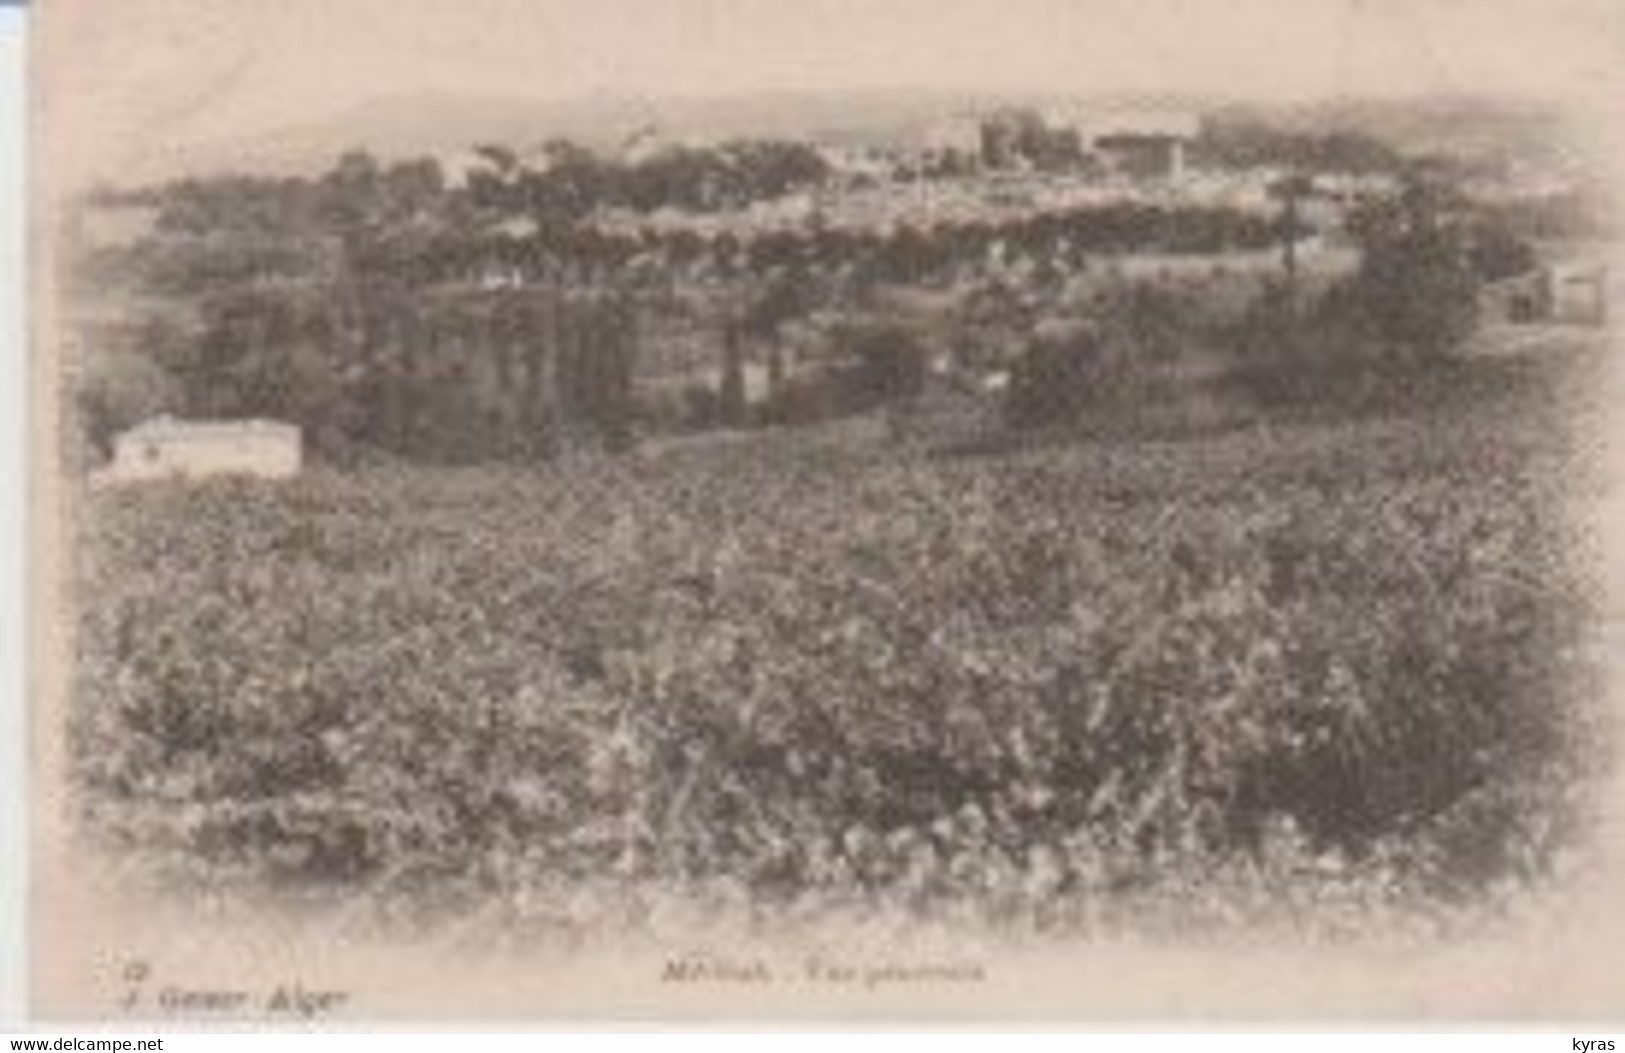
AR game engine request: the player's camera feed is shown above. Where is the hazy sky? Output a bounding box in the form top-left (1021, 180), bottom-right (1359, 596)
top-left (37, 0), bottom-right (1625, 180)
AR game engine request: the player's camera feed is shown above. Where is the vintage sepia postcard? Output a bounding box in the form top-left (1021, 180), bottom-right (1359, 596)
top-left (26, 0), bottom-right (1625, 1025)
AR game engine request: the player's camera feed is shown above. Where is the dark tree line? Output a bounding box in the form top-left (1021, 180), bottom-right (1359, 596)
top-left (75, 135), bottom-right (1540, 460)
top-left (1002, 172), bottom-right (1534, 430)
top-left (80, 279), bottom-right (642, 463)
top-left (1193, 120), bottom-right (1404, 175)
top-left (82, 153), bottom-right (1303, 310)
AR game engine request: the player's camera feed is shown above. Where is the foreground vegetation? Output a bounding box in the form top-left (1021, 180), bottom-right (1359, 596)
top-left (69, 347), bottom-right (1610, 943)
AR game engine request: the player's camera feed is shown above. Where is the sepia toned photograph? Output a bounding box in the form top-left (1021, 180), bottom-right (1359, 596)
top-left (27, 0), bottom-right (1625, 1024)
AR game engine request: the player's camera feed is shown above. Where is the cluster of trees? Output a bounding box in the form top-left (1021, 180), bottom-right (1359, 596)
top-left (1331, 181), bottom-right (1483, 358)
top-left (87, 179), bottom-right (1305, 322)
top-left (86, 147), bottom-right (1301, 305)
top-left (80, 281), bottom-right (642, 463)
top-left (137, 137), bottom-right (831, 245)
top-left (999, 174), bottom-right (1539, 431)
top-left (140, 155), bottom-right (451, 239)
top-left (979, 109), bottom-right (1086, 172)
top-left (1193, 120), bottom-right (1404, 175)
top-left (412, 203), bottom-right (1293, 296)
top-left (1002, 283), bottom-right (1219, 430)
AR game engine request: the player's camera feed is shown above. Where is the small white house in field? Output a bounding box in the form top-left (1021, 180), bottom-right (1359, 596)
top-left (95, 416), bottom-right (302, 485)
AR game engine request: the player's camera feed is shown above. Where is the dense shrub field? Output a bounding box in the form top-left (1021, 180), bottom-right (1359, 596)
top-left (69, 378), bottom-right (1609, 943)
